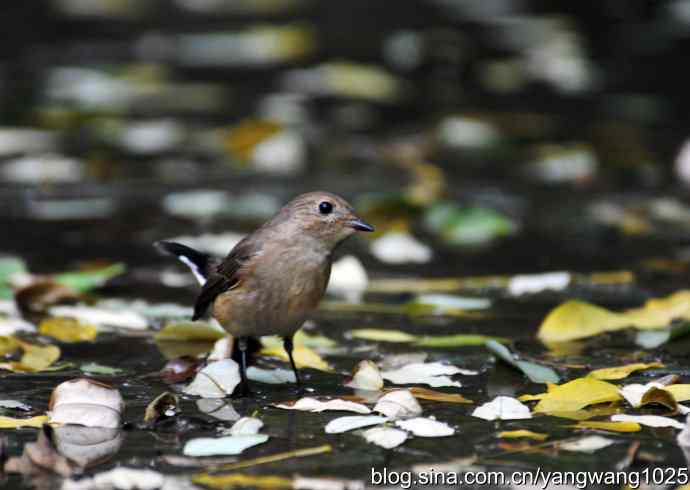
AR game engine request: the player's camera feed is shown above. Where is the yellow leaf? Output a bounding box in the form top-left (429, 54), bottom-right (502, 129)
top-left (0, 415), bottom-right (48, 429)
top-left (588, 362), bottom-right (664, 380)
top-left (573, 420), bottom-right (641, 432)
top-left (0, 340), bottom-right (61, 372)
top-left (498, 430), bottom-right (548, 441)
top-left (0, 336), bottom-right (19, 356)
top-left (518, 393), bottom-right (548, 402)
top-left (538, 301), bottom-right (632, 343)
top-left (193, 473), bottom-right (293, 489)
top-left (349, 328), bottom-right (416, 343)
top-left (543, 404), bottom-right (621, 421)
top-left (533, 378), bottom-right (622, 414)
top-left (260, 345), bottom-right (332, 372)
top-left (154, 321), bottom-right (226, 341)
top-left (408, 387), bottom-right (473, 404)
top-left (39, 317), bottom-right (97, 342)
top-left (539, 291), bottom-right (690, 343)
top-left (663, 384), bottom-right (690, 402)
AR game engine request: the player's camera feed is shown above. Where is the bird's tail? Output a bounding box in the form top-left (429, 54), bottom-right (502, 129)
top-left (154, 241), bottom-right (211, 286)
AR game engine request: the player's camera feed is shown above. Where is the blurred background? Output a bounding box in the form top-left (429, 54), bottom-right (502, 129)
top-left (2, 0), bottom-right (690, 283)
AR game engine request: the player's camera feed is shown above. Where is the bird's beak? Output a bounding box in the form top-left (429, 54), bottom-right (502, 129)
top-left (348, 217), bottom-right (375, 232)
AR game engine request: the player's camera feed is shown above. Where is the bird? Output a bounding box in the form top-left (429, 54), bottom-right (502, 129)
top-left (156, 191), bottom-right (374, 395)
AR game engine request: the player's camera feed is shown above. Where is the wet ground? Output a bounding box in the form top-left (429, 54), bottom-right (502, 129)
top-left (3, 1), bottom-right (690, 489)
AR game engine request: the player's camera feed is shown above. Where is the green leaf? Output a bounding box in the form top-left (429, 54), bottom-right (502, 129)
top-left (635, 320), bottom-right (690, 349)
top-left (53, 263), bottom-right (126, 293)
top-left (80, 362), bottom-right (123, 375)
top-left (486, 339), bottom-right (559, 383)
top-left (415, 334), bottom-right (508, 347)
top-left (424, 203), bottom-right (516, 247)
top-left (0, 257), bottom-right (26, 299)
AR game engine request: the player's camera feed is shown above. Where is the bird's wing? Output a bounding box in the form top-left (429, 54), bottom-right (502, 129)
top-left (192, 240), bottom-right (259, 321)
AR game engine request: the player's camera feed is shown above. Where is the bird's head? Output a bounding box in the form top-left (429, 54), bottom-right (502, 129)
top-left (281, 191), bottom-right (374, 249)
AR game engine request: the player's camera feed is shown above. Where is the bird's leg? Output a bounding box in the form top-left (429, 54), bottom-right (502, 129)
top-left (283, 335), bottom-right (301, 386)
top-left (236, 336), bottom-right (251, 396)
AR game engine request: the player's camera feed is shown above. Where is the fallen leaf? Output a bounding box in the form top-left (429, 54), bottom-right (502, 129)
top-left (345, 360), bottom-right (384, 391)
top-left (226, 417), bottom-right (263, 436)
top-left (408, 387), bottom-right (473, 404)
top-left (362, 426), bottom-right (408, 449)
top-left (49, 305), bottom-right (148, 330)
top-left (415, 334), bottom-right (507, 347)
top-left (80, 362), bottom-right (123, 376)
top-left (197, 399), bottom-right (240, 422)
top-left (53, 263), bottom-right (125, 293)
top-left (611, 414), bottom-right (685, 429)
top-left (15, 279), bottom-right (81, 313)
top-left (184, 434), bottom-right (269, 457)
top-left (48, 378), bottom-right (123, 429)
top-left (573, 421), bottom-right (641, 432)
top-left (508, 271), bottom-right (571, 296)
top-left (486, 340), bottom-right (559, 383)
top-left (194, 473), bottom-right (293, 489)
top-left (532, 378), bottom-right (622, 414)
top-left (370, 232), bottom-right (432, 264)
top-left (558, 435), bottom-right (615, 453)
top-left (275, 397), bottom-right (370, 414)
top-left (348, 329), bottom-right (416, 343)
top-left (0, 335), bottom-right (19, 356)
top-left (183, 359), bottom-right (241, 398)
top-left (539, 291), bottom-right (690, 343)
top-left (665, 384), bottom-right (690, 402)
top-left (374, 390), bottom-right (422, 419)
top-left (209, 444), bottom-right (332, 472)
top-left (63, 467), bottom-right (164, 490)
top-left (144, 392), bottom-right (178, 424)
top-left (160, 356), bottom-right (201, 383)
top-left (472, 396), bottom-right (532, 421)
top-left (381, 362), bottom-right (474, 388)
top-left (39, 317), bottom-right (97, 343)
top-left (0, 340), bottom-right (61, 372)
top-left (0, 400), bottom-right (31, 411)
top-left (247, 366), bottom-right (296, 384)
top-left (395, 417), bottom-right (454, 437)
top-left (588, 362), bottom-right (664, 380)
top-left (326, 255), bottom-right (368, 302)
top-left (154, 321), bottom-right (226, 341)
top-left (325, 415), bottom-right (389, 434)
top-left (412, 294), bottom-right (492, 313)
top-left (0, 415), bottom-right (48, 429)
top-left (497, 430), bottom-right (548, 441)
top-left (260, 344), bottom-right (332, 372)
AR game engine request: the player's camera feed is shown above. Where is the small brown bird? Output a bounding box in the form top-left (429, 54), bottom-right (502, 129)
top-left (156, 191), bottom-right (374, 394)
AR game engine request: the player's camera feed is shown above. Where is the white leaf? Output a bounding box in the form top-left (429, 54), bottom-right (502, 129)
top-left (293, 476), bottom-right (366, 490)
top-left (247, 366), bottom-right (296, 384)
top-left (345, 360), bottom-right (384, 391)
top-left (0, 400), bottom-right (30, 411)
top-left (471, 396), bottom-right (532, 421)
top-left (49, 305), bottom-right (148, 330)
top-left (324, 415), bottom-right (388, 434)
top-left (275, 397), bottom-right (371, 414)
top-left (379, 352), bottom-right (428, 370)
top-left (508, 271), bottom-right (571, 296)
top-left (183, 434), bottom-right (269, 456)
top-left (61, 467), bottom-right (165, 490)
top-left (619, 381), bottom-right (665, 408)
top-left (559, 435), bottom-right (615, 453)
top-left (611, 414), bottom-right (685, 429)
top-left (362, 426), bottom-right (408, 449)
top-left (183, 359), bottom-right (241, 398)
top-left (327, 256), bottom-right (368, 303)
top-left (395, 417), bottom-right (454, 437)
top-left (381, 362), bottom-right (472, 388)
top-left (373, 390), bottom-right (422, 419)
top-left (415, 294), bottom-right (491, 311)
top-left (196, 398), bottom-right (240, 421)
top-left (48, 379), bottom-right (124, 429)
top-left (207, 337), bottom-right (233, 362)
top-left (370, 232), bottom-right (432, 264)
top-left (52, 425), bottom-right (124, 468)
top-left (0, 316), bottom-right (35, 336)
top-left (227, 417), bottom-right (263, 436)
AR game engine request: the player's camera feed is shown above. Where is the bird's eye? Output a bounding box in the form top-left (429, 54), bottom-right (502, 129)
top-left (319, 201), bottom-right (333, 215)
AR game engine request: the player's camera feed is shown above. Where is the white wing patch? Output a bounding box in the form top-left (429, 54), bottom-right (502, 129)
top-left (179, 255), bottom-right (207, 286)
